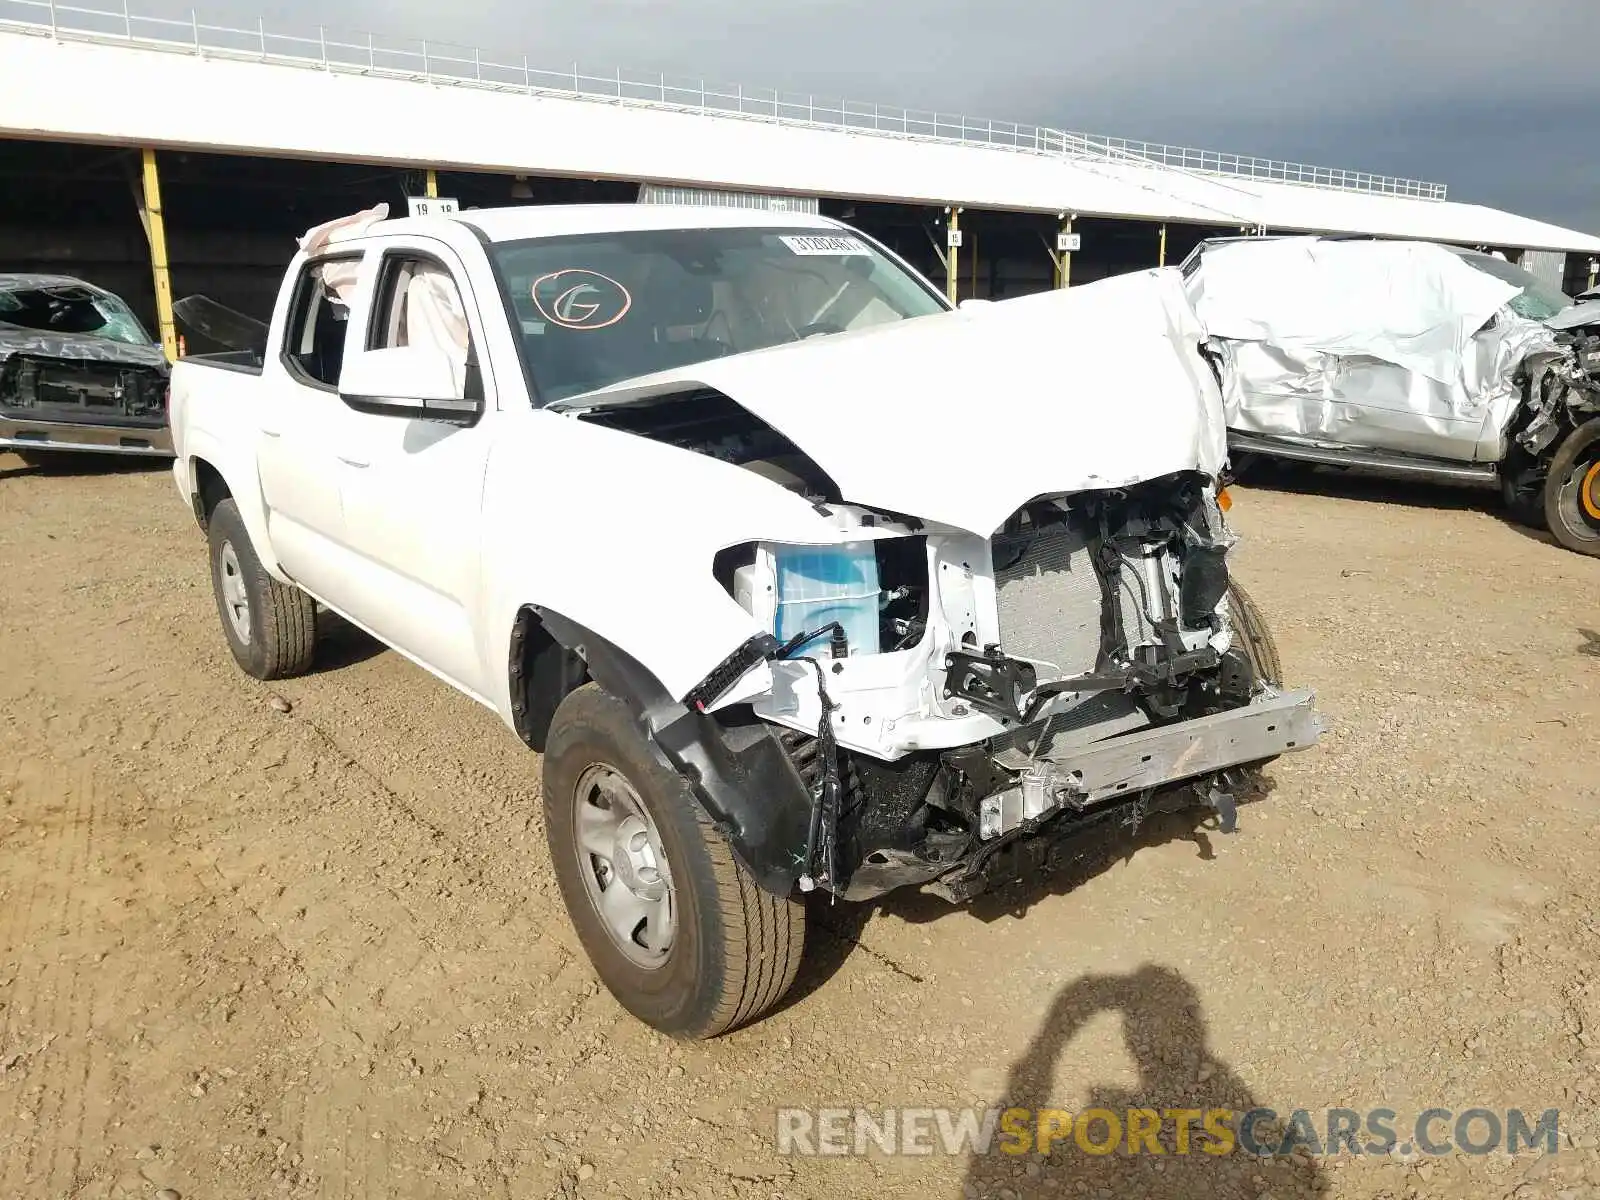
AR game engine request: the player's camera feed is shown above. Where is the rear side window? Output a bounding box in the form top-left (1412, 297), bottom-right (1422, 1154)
top-left (281, 256), bottom-right (360, 389)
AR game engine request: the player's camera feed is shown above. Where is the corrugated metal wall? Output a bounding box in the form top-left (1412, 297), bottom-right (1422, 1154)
top-left (1522, 248), bottom-right (1567, 291)
top-left (637, 184), bottom-right (819, 214)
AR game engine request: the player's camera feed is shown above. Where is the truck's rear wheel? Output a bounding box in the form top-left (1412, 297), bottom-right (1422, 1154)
top-left (543, 684), bottom-right (805, 1038)
top-left (1543, 417), bottom-right (1600, 558)
top-left (207, 498), bottom-right (317, 679)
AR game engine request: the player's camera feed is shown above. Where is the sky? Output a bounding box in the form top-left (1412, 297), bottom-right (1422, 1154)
top-left (163, 0), bottom-right (1600, 235)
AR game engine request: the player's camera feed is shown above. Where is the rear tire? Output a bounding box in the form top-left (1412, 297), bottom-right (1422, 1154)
top-left (206, 498), bottom-right (317, 679)
top-left (1543, 418), bottom-right (1600, 558)
top-left (544, 683), bottom-right (805, 1038)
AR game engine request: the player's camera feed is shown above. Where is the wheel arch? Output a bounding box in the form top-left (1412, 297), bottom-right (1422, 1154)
top-left (513, 605), bottom-right (813, 896)
top-left (179, 444), bottom-right (284, 579)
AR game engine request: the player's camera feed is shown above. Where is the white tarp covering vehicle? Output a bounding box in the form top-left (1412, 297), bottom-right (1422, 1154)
top-left (167, 204), bottom-right (1322, 1036)
top-left (1183, 236), bottom-right (1600, 556)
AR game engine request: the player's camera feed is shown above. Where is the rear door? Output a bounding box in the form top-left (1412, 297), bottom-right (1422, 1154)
top-left (326, 238), bottom-right (498, 700)
top-left (257, 254), bottom-right (362, 596)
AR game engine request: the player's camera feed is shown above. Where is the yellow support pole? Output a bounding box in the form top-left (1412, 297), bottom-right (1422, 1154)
top-left (1058, 216), bottom-right (1074, 289)
top-left (140, 149), bottom-right (178, 362)
top-left (425, 168), bottom-right (439, 199)
top-left (1590, 257), bottom-right (1598, 292)
top-left (1158, 223), bottom-right (1168, 267)
top-left (945, 207), bottom-right (961, 306)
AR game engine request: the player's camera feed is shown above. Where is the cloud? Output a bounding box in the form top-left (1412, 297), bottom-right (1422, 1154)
top-left (164, 0), bottom-right (1600, 232)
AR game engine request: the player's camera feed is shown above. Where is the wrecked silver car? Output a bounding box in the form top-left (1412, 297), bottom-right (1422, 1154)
top-left (1182, 236), bottom-right (1600, 556)
top-left (0, 274), bottom-right (172, 461)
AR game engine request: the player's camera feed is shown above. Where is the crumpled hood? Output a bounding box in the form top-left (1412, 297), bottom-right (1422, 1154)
top-left (0, 325), bottom-right (169, 371)
top-left (559, 268), bottom-right (1226, 535)
top-left (1546, 303), bottom-right (1600, 333)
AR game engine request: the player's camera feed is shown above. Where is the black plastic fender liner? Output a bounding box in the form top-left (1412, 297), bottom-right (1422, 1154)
top-left (508, 608), bottom-right (591, 752)
top-left (532, 609), bottom-right (813, 896)
top-left (650, 707), bottom-right (815, 896)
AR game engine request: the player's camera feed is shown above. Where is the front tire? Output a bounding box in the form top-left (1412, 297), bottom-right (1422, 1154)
top-left (1499, 444), bottom-right (1547, 529)
top-left (1543, 417), bottom-right (1600, 558)
top-left (206, 498), bottom-right (317, 679)
top-left (544, 684), bottom-right (805, 1038)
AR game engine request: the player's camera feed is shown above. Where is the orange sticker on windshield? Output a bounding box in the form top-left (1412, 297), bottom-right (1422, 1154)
top-left (531, 269), bottom-right (632, 330)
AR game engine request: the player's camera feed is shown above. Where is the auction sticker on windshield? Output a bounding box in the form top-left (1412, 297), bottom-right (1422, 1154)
top-left (780, 234), bottom-right (871, 256)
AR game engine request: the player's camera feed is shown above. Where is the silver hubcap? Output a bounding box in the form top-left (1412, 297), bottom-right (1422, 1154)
top-left (218, 541), bottom-right (252, 644)
top-left (573, 764), bottom-right (675, 967)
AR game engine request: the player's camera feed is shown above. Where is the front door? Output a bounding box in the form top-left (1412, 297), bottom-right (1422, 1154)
top-left (328, 241), bottom-right (496, 700)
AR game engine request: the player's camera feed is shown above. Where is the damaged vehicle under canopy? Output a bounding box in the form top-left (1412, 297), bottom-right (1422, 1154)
top-left (168, 205), bottom-right (1324, 1036)
top-left (0, 274), bottom-right (172, 460)
top-left (1182, 236), bottom-right (1600, 556)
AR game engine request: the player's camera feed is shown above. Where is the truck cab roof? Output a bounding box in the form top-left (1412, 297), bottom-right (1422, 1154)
top-left (367, 203), bottom-right (849, 245)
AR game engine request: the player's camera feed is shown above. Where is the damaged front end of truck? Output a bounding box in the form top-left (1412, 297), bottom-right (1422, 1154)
top-left (543, 270), bottom-right (1325, 905)
top-left (680, 473), bottom-right (1317, 904)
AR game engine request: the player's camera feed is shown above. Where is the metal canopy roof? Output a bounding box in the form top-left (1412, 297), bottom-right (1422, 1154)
top-left (1, 5), bottom-right (1596, 255)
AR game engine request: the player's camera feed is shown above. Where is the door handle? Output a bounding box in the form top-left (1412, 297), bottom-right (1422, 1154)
top-left (337, 455), bottom-right (369, 469)
top-left (261, 428), bottom-right (282, 438)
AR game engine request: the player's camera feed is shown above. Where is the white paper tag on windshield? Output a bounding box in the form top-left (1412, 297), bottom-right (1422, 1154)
top-left (779, 234), bottom-right (871, 256)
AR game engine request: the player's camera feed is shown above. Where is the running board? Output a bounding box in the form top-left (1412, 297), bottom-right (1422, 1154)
top-left (1230, 432), bottom-right (1498, 484)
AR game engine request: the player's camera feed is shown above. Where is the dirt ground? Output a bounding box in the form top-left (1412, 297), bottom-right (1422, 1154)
top-left (3, 450), bottom-right (1600, 1200)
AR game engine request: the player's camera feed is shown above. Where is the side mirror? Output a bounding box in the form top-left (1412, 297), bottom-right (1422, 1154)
top-left (339, 346), bottom-right (479, 425)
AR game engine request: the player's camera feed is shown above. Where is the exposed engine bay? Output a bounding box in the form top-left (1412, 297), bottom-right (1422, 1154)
top-left (1513, 327), bottom-right (1600, 460)
top-left (718, 475), bottom-right (1314, 903)
top-left (575, 386), bottom-right (1319, 902)
top-left (0, 353), bottom-right (168, 424)
top-left (0, 274), bottom-right (172, 455)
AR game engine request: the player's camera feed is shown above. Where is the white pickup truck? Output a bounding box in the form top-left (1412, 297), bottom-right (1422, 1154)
top-left (168, 204), bottom-right (1323, 1037)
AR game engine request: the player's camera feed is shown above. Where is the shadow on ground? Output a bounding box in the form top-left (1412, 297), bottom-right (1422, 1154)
top-left (1236, 458), bottom-right (1504, 518)
top-left (0, 451), bottom-right (171, 482)
top-left (960, 964), bottom-right (1330, 1198)
top-left (307, 608), bottom-right (390, 673)
top-left (783, 773), bottom-right (1278, 1014)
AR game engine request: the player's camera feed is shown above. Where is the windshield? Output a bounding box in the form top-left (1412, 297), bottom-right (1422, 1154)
top-left (0, 283), bottom-right (153, 346)
top-left (1451, 250), bottom-right (1573, 322)
top-left (489, 226), bottom-right (946, 404)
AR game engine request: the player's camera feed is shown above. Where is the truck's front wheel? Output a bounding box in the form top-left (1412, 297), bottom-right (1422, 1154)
top-left (1226, 579), bottom-right (1283, 687)
top-left (543, 684), bottom-right (805, 1038)
top-left (207, 498), bottom-right (317, 679)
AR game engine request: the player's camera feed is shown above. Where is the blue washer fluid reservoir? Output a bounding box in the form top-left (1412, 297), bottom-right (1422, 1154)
top-left (772, 543), bottom-right (881, 657)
